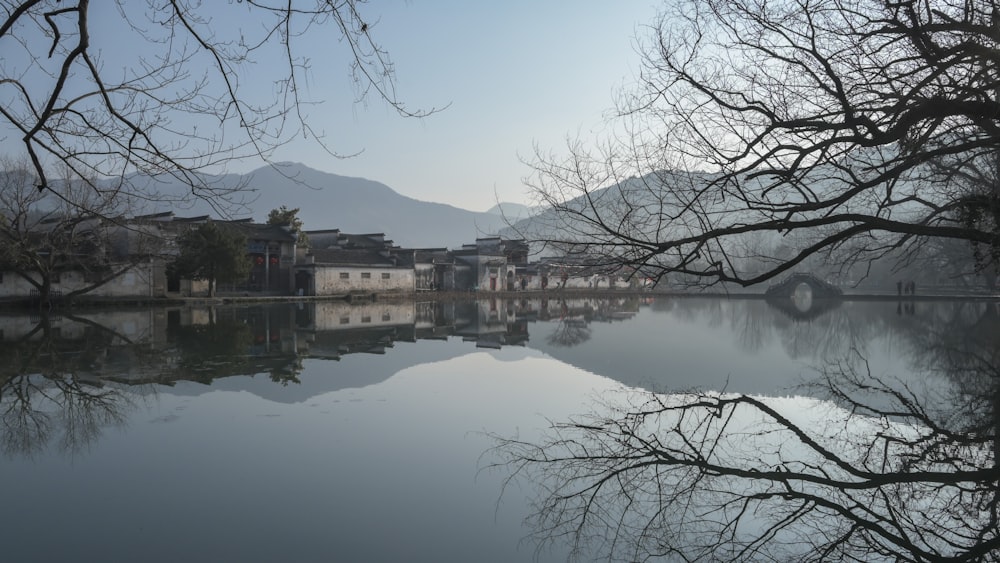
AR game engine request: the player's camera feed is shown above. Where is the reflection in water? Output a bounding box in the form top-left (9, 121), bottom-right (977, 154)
top-left (0, 314), bottom-right (141, 458)
top-left (1, 372), bottom-right (134, 459)
top-left (3, 296), bottom-right (998, 561)
top-left (0, 297), bottom-right (984, 461)
top-left (791, 281), bottom-right (813, 312)
top-left (546, 318), bottom-right (591, 347)
top-left (0, 298), bottom-right (637, 458)
top-left (493, 301), bottom-right (1000, 561)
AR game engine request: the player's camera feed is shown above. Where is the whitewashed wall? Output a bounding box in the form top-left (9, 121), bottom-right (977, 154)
top-left (0, 263), bottom-right (156, 299)
top-left (312, 265), bottom-right (414, 295)
top-left (0, 271), bottom-right (43, 298)
top-left (473, 261), bottom-right (515, 291)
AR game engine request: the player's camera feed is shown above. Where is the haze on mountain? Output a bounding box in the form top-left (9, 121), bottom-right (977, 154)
top-left (485, 201), bottom-right (535, 220)
top-left (131, 162), bottom-right (522, 249)
top-left (502, 160), bottom-right (982, 288)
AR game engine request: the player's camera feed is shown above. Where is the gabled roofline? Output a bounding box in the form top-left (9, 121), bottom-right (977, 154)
top-left (134, 211), bottom-right (174, 220)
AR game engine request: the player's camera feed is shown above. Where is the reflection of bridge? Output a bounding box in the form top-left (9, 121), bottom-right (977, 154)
top-left (765, 294), bottom-right (842, 321)
top-left (764, 273), bottom-right (843, 320)
top-left (764, 273), bottom-right (843, 299)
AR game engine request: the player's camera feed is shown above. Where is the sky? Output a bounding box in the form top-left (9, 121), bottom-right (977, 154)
top-left (1, 1), bottom-right (659, 213)
top-left (231, 1), bottom-right (661, 212)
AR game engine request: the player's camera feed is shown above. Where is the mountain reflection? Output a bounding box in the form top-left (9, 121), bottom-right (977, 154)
top-left (492, 300), bottom-right (1000, 562)
top-left (0, 298), bottom-right (637, 456)
top-left (1, 294), bottom-right (995, 485)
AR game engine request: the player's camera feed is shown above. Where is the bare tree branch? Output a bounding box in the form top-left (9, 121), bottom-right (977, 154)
top-left (0, 0), bottom-right (442, 215)
top-left (521, 0), bottom-right (1000, 289)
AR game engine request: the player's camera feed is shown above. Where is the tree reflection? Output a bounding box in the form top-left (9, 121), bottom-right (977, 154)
top-left (0, 306), bottom-right (305, 458)
top-left (166, 306), bottom-right (304, 384)
top-left (493, 303), bottom-right (1000, 562)
top-left (546, 319), bottom-right (592, 348)
top-left (0, 315), bottom-right (137, 458)
top-left (169, 313), bottom-right (254, 383)
top-left (1, 372), bottom-right (133, 459)
top-left (543, 298), bottom-right (641, 348)
top-left (268, 359), bottom-right (304, 386)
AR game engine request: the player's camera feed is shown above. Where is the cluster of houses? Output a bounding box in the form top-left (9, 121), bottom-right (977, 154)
top-left (0, 212), bottom-right (649, 301)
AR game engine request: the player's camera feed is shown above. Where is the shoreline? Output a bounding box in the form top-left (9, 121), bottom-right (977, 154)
top-left (1, 287), bottom-right (997, 311)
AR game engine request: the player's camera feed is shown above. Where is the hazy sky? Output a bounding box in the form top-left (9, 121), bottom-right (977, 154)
top-left (2, 1), bottom-right (659, 213)
top-left (246, 1), bottom-right (660, 211)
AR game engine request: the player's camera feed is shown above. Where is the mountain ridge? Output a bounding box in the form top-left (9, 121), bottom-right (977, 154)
top-left (129, 162), bottom-right (515, 248)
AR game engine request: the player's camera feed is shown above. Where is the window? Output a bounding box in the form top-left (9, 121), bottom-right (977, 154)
top-left (381, 272), bottom-right (391, 280)
top-left (339, 317), bottom-right (350, 324)
top-left (361, 316), bottom-right (371, 323)
top-left (339, 272), bottom-right (349, 279)
top-left (361, 272), bottom-right (371, 279)
top-left (381, 313), bottom-right (391, 322)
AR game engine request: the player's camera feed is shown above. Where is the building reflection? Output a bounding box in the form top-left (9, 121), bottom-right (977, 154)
top-left (3, 296), bottom-right (988, 396)
top-left (6, 296), bottom-right (983, 468)
top-left (0, 297), bottom-right (640, 457)
top-left (0, 297), bottom-right (640, 389)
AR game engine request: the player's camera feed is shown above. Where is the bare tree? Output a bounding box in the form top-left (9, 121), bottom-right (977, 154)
top-left (523, 0), bottom-right (1000, 288)
top-left (0, 1), bottom-right (438, 213)
top-left (0, 157), bottom-right (166, 307)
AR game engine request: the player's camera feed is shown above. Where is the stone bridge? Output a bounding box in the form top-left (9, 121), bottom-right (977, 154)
top-left (764, 273), bottom-right (843, 299)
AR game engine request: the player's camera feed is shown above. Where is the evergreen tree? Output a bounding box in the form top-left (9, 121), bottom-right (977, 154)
top-left (171, 223), bottom-right (250, 297)
top-left (267, 206), bottom-right (309, 247)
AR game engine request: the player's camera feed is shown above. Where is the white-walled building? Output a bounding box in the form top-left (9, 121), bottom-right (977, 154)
top-left (450, 237), bottom-right (529, 292)
top-left (0, 261), bottom-right (160, 300)
top-left (296, 248), bottom-right (414, 295)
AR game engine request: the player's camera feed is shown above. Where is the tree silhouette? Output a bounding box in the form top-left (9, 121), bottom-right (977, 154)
top-left (1, 1), bottom-right (440, 214)
top-left (0, 159), bottom-right (162, 308)
top-left (524, 0), bottom-right (1000, 288)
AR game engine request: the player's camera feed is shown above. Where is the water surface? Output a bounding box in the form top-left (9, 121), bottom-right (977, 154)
top-left (1, 296), bottom-right (992, 561)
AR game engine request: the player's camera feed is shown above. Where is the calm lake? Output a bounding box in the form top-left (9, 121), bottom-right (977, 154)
top-left (2, 296), bottom-right (996, 562)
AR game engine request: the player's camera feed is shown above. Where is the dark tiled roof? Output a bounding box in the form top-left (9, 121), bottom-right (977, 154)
top-left (228, 222), bottom-right (297, 242)
top-left (414, 249), bottom-right (452, 264)
top-left (134, 211), bottom-right (174, 220)
top-left (337, 233), bottom-right (387, 248)
top-left (309, 248), bottom-right (397, 267)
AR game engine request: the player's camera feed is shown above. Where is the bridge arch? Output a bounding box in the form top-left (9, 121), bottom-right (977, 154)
top-left (764, 273), bottom-right (843, 299)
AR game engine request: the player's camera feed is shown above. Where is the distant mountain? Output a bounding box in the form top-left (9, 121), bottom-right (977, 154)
top-left (485, 201), bottom-right (534, 220)
top-left (499, 171), bottom-right (688, 255)
top-left (128, 163), bottom-right (511, 249)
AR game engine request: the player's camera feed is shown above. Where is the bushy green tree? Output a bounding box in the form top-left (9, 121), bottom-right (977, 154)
top-left (267, 206), bottom-right (309, 247)
top-left (171, 223), bottom-right (250, 297)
